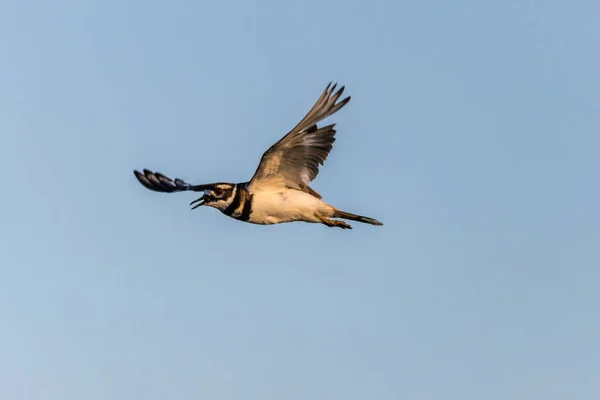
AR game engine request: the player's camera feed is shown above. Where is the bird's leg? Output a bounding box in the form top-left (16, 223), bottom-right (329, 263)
top-left (315, 214), bottom-right (352, 229)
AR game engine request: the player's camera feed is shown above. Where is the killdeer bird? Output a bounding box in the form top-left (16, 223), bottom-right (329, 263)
top-left (134, 83), bottom-right (383, 229)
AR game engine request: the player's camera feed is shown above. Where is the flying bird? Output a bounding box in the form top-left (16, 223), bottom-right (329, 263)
top-left (134, 83), bottom-right (383, 229)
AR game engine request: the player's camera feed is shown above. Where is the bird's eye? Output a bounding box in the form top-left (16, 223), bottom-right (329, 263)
top-left (214, 188), bottom-right (223, 196)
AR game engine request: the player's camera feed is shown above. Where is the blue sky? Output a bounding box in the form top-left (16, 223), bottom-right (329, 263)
top-left (1, 1), bottom-right (599, 399)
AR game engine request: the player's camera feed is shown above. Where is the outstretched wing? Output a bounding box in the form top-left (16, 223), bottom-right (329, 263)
top-left (133, 169), bottom-right (213, 193)
top-left (247, 83), bottom-right (350, 196)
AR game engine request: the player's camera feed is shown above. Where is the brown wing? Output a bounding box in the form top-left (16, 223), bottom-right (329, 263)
top-left (246, 83), bottom-right (350, 196)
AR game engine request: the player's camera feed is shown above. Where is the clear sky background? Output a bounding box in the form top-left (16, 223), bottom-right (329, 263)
top-left (1, 1), bottom-right (599, 399)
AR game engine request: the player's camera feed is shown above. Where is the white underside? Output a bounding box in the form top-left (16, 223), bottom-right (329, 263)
top-left (249, 188), bottom-right (335, 225)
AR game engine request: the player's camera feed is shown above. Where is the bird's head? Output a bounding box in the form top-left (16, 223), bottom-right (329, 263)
top-left (190, 183), bottom-right (237, 212)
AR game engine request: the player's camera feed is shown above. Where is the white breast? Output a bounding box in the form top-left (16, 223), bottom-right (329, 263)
top-left (249, 188), bottom-right (334, 225)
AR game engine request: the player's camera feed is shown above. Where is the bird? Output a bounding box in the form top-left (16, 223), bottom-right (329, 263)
top-left (133, 82), bottom-right (383, 229)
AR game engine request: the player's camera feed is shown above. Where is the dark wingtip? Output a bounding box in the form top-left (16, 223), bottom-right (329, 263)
top-left (133, 169), bottom-right (144, 184)
top-left (339, 95), bottom-right (351, 107)
top-left (134, 169), bottom-right (159, 191)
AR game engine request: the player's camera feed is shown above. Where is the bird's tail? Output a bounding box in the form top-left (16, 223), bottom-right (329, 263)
top-left (333, 210), bottom-right (383, 226)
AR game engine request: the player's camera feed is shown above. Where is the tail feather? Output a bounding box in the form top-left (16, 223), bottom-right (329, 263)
top-left (333, 210), bottom-right (383, 226)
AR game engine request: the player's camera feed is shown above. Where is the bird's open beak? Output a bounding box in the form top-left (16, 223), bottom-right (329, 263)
top-left (190, 193), bottom-right (208, 210)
